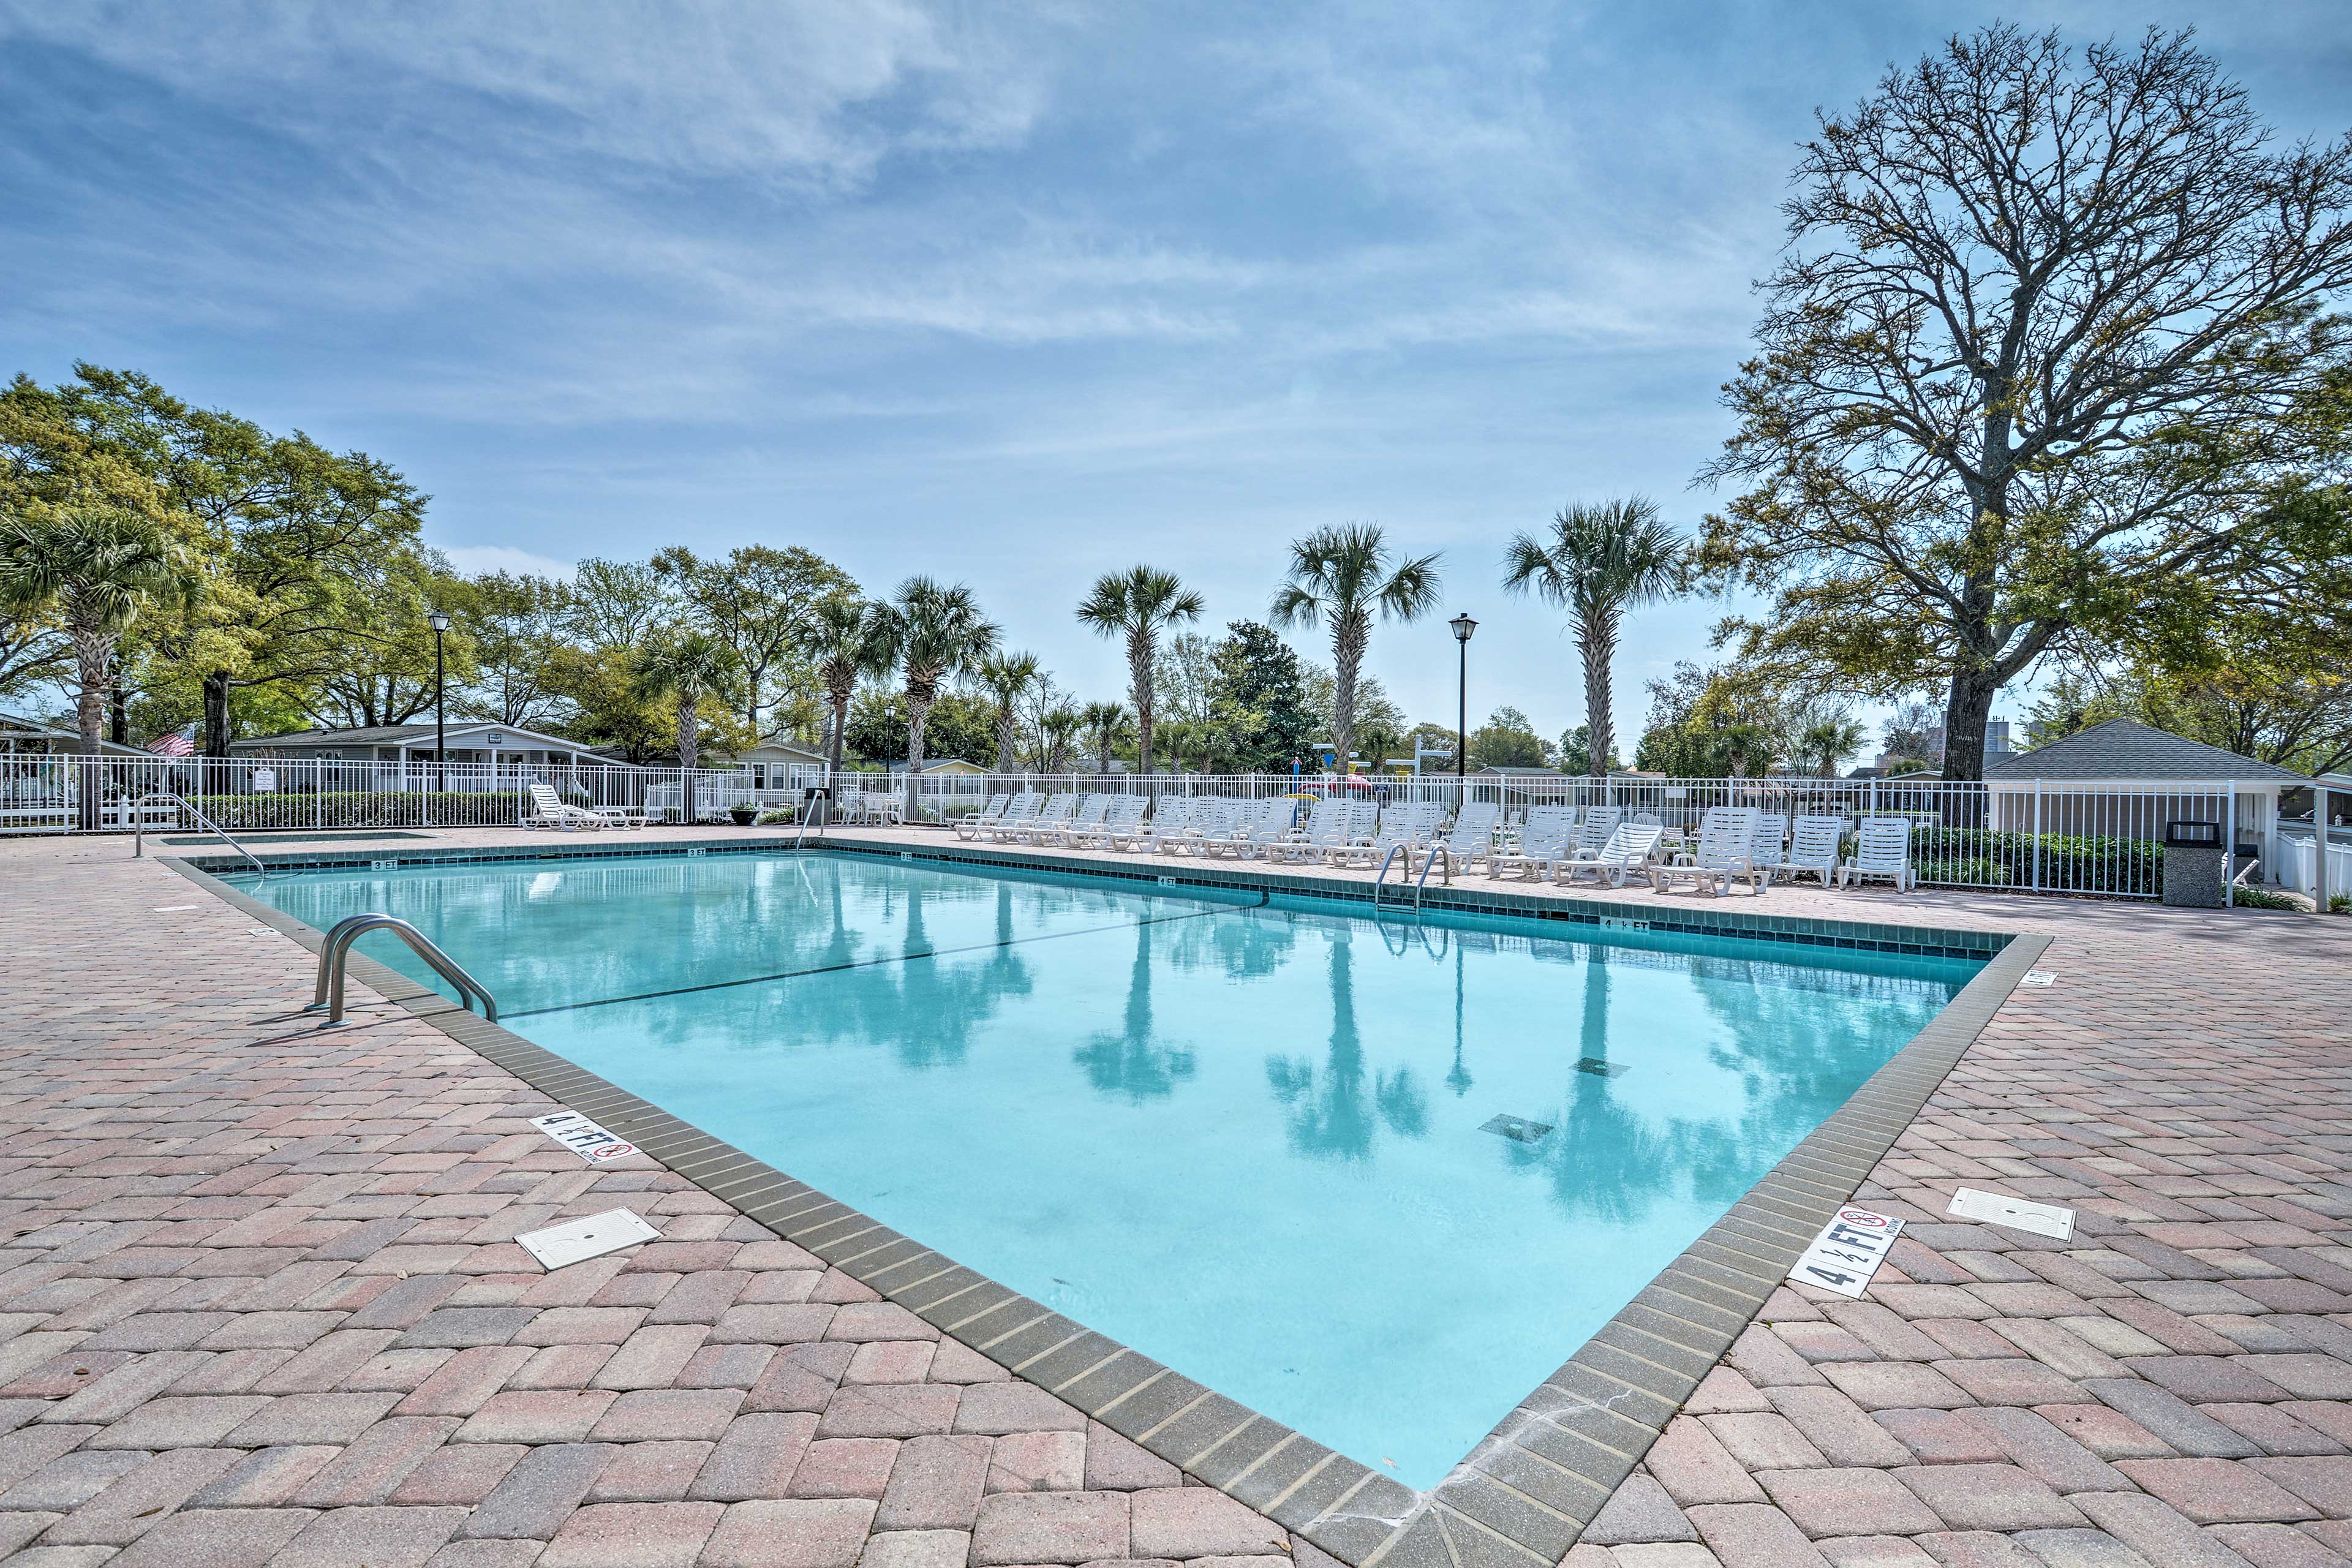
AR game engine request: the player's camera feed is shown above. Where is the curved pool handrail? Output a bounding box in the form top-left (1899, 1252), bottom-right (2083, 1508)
top-left (306, 913), bottom-right (498, 1028)
top-left (132, 791), bottom-right (265, 878)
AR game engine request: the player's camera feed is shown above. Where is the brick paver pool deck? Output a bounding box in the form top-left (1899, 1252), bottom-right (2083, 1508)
top-left (2, 823), bottom-right (2349, 1568)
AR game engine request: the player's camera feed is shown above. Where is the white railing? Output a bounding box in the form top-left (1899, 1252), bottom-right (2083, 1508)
top-left (2280, 832), bottom-right (2352, 903)
top-left (11, 753), bottom-right (2288, 902)
top-left (850, 769), bottom-right (2283, 902)
top-left (0, 755), bottom-right (793, 834)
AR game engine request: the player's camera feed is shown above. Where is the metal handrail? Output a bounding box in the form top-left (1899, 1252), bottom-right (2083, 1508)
top-left (1372, 843), bottom-right (1407, 909)
top-left (795, 791), bottom-right (831, 849)
top-left (306, 913), bottom-right (498, 1028)
top-left (1413, 843), bottom-right (1453, 909)
top-left (132, 791), bottom-right (265, 878)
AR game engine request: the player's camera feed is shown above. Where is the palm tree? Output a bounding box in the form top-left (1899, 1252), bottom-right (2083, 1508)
top-left (1799, 714), bottom-right (1868, 778)
top-left (976, 650), bottom-right (1042, 775)
top-left (875, 577), bottom-right (998, 819)
top-left (1268, 524), bottom-right (1442, 766)
top-left (1501, 496), bottom-right (1689, 778)
top-left (1076, 565), bottom-right (1204, 777)
top-left (795, 594), bottom-right (894, 777)
top-left (631, 628), bottom-right (736, 769)
top-left (0, 505), bottom-right (199, 828)
top-left (1080, 701), bottom-right (1129, 775)
top-left (1038, 703), bottom-right (1083, 774)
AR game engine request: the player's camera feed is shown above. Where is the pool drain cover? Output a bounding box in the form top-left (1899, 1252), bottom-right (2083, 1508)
top-left (1575, 1057), bottom-right (1628, 1077)
top-left (1480, 1114), bottom-right (1553, 1143)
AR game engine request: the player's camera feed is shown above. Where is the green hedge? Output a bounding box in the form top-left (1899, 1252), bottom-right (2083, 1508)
top-left (1904, 826), bottom-right (2163, 896)
top-left (175, 791), bottom-right (533, 829)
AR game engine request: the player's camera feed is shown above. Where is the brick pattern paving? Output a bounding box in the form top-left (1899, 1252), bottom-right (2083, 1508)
top-left (6, 824), bottom-right (2352, 1568)
top-left (0, 834), bottom-right (1317, 1568)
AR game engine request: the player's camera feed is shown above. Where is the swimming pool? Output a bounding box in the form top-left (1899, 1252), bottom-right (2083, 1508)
top-left (235, 848), bottom-right (1978, 1488)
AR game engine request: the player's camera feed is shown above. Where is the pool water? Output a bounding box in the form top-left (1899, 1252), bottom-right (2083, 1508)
top-left (237, 850), bottom-right (1977, 1487)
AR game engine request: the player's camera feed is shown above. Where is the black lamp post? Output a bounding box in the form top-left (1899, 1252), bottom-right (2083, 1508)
top-left (1449, 613), bottom-right (1477, 781)
top-left (427, 610), bottom-right (450, 787)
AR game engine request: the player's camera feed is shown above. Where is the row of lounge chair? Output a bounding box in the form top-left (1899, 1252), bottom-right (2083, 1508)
top-left (946, 792), bottom-right (1917, 895)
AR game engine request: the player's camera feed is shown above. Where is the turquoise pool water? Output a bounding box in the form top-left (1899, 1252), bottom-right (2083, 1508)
top-left (236, 850), bottom-right (1977, 1487)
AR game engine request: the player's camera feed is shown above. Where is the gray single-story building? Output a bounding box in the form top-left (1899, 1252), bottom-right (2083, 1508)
top-left (231, 722), bottom-right (630, 771)
top-left (1985, 718), bottom-right (2307, 880)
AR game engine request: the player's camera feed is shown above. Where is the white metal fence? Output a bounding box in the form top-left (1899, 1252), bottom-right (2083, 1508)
top-left (9, 754), bottom-right (2290, 902)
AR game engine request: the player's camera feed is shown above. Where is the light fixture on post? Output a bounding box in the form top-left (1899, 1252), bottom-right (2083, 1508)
top-left (427, 610), bottom-right (450, 790)
top-left (1449, 613), bottom-right (1477, 783)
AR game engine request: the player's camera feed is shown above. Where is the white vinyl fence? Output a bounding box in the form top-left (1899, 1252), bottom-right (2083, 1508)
top-left (7, 754), bottom-right (2286, 902)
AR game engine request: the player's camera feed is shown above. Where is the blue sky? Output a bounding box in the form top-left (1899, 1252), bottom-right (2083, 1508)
top-left (5, 1), bottom-right (2349, 751)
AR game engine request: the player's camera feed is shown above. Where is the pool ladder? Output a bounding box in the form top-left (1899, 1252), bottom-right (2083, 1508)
top-left (131, 791), bottom-right (265, 878)
top-left (306, 913), bottom-right (499, 1028)
top-left (1373, 842), bottom-right (1453, 913)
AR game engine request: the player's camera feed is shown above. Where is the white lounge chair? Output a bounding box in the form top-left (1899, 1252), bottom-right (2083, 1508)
top-left (979, 792), bottom-right (1043, 842)
top-left (1221, 797), bottom-right (1300, 858)
top-left (956, 794), bottom-right (1011, 841)
top-left (1422, 800), bottom-right (1501, 873)
top-left (1651, 808), bottom-right (1763, 897)
top-left (1489, 805), bottom-right (1577, 880)
top-left (1774, 815), bottom-right (1845, 888)
top-left (1268, 798), bottom-right (1352, 864)
top-left (1839, 817), bottom-right (1916, 892)
top-left (1145, 796), bottom-right (1196, 853)
top-left (1747, 813), bottom-right (1789, 891)
top-left (1013, 791), bottom-right (1077, 843)
top-left (1071, 794), bottom-right (1147, 850)
top-left (526, 782), bottom-right (607, 831)
top-left (1170, 798), bottom-right (1238, 855)
top-left (1561, 822), bottom-right (1665, 888)
top-left (1569, 805), bottom-right (1624, 859)
top-left (1039, 792), bottom-right (1112, 846)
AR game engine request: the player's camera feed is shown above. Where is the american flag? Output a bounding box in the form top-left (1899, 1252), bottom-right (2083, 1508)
top-left (146, 725), bottom-right (195, 758)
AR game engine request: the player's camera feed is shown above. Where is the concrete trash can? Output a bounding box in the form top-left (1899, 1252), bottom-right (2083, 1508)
top-left (2162, 821), bottom-right (2226, 908)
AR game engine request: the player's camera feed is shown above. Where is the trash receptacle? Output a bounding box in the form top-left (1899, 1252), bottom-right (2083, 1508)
top-left (2162, 820), bottom-right (2226, 908)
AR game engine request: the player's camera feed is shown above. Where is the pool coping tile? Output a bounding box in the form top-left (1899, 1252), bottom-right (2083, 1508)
top-left (162, 833), bottom-right (2046, 1568)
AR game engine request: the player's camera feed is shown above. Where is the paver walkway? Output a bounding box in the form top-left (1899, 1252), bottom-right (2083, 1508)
top-left (2, 826), bottom-right (2350, 1568)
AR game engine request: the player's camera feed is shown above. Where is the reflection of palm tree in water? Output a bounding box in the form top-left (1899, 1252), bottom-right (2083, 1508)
top-left (1446, 938), bottom-right (1472, 1097)
top-left (1265, 930), bottom-right (1427, 1160)
top-left (1072, 919), bottom-right (1196, 1101)
top-left (1512, 946), bottom-right (1751, 1220)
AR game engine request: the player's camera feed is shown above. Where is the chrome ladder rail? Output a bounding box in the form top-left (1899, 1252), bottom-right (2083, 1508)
top-left (306, 913), bottom-right (499, 1028)
top-left (132, 791), bottom-right (265, 878)
top-left (1412, 843), bottom-right (1453, 910)
top-left (1371, 843), bottom-right (1407, 910)
top-left (794, 792), bottom-right (831, 849)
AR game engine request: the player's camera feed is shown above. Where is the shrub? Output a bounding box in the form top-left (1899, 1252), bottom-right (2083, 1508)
top-left (756, 807), bottom-right (798, 826)
top-left (1914, 856), bottom-right (2008, 887)
top-left (1906, 826), bottom-right (2162, 896)
top-left (2332, 892), bottom-right (2350, 915)
top-left (2231, 884), bottom-right (2300, 911)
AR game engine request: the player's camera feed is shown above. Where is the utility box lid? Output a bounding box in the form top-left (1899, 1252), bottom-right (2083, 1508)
top-left (2165, 820), bottom-right (2222, 848)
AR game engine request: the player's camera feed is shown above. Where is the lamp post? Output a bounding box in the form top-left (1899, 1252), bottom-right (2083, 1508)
top-left (427, 611), bottom-right (450, 791)
top-left (1449, 613), bottom-right (1477, 783)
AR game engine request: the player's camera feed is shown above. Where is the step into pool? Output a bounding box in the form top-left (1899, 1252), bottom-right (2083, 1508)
top-left (233, 849), bottom-right (1978, 1488)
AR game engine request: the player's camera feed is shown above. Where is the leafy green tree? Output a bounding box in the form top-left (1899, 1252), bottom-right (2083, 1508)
top-left (976, 650), bottom-right (1043, 774)
top-left (1468, 707), bottom-right (1550, 770)
top-left (1300, 664), bottom-right (1406, 758)
top-left (1077, 565), bottom-right (1204, 776)
top-left (0, 504), bottom-right (199, 824)
top-left (549, 647), bottom-right (667, 764)
top-left (1207, 620), bottom-right (1316, 772)
top-left (566, 558), bottom-right (671, 653)
top-left (875, 578), bottom-right (998, 814)
top-left (1700, 26), bottom-right (2352, 780)
top-left (631, 630), bottom-right (739, 769)
top-left (1150, 631), bottom-right (1217, 741)
top-left (1270, 524), bottom-right (1442, 765)
top-left (1555, 725), bottom-right (1623, 777)
top-left (1502, 496), bottom-right (1687, 778)
top-left (1080, 701), bottom-right (1130, 774)
top-left (456, 570), bottom-right (573, 731)
top-left (795, 594), bottom-right (896, 775)
top-left (652, 545), bottom-right (853, 732)
top-left (841, 688), bottom-right (995, 767)
top-left (303, 547), bottom-right (470, 730)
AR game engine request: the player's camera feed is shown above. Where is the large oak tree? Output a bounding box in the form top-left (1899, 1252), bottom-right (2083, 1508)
top-left (1701, 26), bottom-right (2352, 780)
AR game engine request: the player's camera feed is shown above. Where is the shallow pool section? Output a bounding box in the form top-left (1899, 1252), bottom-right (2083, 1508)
top-left (238, 850), bottom-right (1977, 1487)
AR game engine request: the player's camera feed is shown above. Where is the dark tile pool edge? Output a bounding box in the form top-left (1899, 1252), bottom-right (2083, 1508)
top-left (160, 851), bottom-right (2048, 1568)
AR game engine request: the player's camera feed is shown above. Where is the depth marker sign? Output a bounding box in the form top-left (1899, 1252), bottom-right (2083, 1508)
top-left (1789, 1205), bottom-right (1904, 1299)
top-left (530, 1110), bottom-right (638, 1164)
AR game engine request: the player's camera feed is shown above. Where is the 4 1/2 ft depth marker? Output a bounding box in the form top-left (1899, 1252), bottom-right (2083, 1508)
top-left (1788, 1205), bottom-right (1904, 1299)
